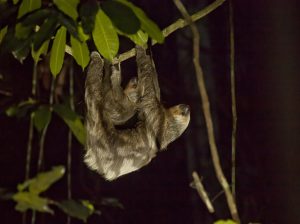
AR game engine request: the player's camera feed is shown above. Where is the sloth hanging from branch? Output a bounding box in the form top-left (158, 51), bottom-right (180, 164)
top-left (84, 45), bottom-right (190, 180)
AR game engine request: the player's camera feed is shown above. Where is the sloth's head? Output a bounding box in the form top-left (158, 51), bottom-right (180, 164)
top-left (124, 77), bottom-right (139, 103)
top-left (160, 104), bottom-right (190, 149)
top-left (168, 104), bottom-right (190, 134)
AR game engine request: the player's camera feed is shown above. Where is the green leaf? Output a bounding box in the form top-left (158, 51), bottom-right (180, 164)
top-left (33, 16), bottom-right (58, 51)
top-left (53, 104), bottom-right (86, 145)
top-left (15, 23), bottom-right (32, 39)
top-left (81, 200), bottom-right (95, 213)
top-left (101, 0), bottom-right (140, 34)
top-left (0, 26), bottom-right (7, 43)
top-left (50, 26), bottom-right (66, 76)
top-left (92, 9), bottom-right (119, 61)
top-left (12, 36), bottom-right (32, 63)
top-left (22, 9), bottom-right (52, 26)
top-left (5, 98), bottom-right (36, 117)
top-left (79, 1), bottom-right (98, 34)
top-left (5, 105), bottom-right (19, 117)
top-left (57, 12), bottom-right (79, 40)
top-left (56, 200), bottom-right (93, 222)
top-left (17, 166), bottom-right (65, 194)
top-left (13, 0), bottom-right (19, 4)
top-left (118, 29), bottom-right (148, 46)
top-left (31, 39), bottom-right (49, 65)
top-left (78, 24), bottom-right (90, 41)
top-left (53, 0), bottom-right (79, 20)
top-left (214, 220), bottom-right (236, 224)
top-left (13, 192), bottom-right (53, 213)
top-left (32, 106), bottom-right (52, 133)
top-left (0, 27), bottom-right (14, 53)
top-left (117, 0), bottom-right (164, 43)
top-left (17, 0), bottom-right (41, 19)
top-left (70, 35), bottom-right (90, 70)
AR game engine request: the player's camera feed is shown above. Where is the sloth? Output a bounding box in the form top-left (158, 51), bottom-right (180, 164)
top-left (84, 46), bottom-right (190, 180)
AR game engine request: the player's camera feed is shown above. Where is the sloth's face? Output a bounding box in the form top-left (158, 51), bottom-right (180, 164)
top-left (124, 77), bottom-right (138, 103)
top-left (169, 104), bottom-right (191, 135)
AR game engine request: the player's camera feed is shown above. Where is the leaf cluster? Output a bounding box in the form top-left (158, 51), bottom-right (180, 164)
top-left (10, 166), bottom-right (95, 222)
top-left (0, 0), bottom-right (164, 75)
top-left (6, 101), bottom-right (85, 144)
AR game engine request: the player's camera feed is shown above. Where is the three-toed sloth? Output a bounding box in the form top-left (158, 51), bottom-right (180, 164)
top-left (84, 46), bottom-right (190, 180)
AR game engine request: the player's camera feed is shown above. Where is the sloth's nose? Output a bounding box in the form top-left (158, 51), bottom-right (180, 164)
top-left (179, 104), bottom-right (190, 116)
top-left (131, 77), bottom-right (138, 87)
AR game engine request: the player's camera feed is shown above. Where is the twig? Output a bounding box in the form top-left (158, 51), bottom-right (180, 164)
top-left (67, 59), bottom-right (75, 224)
top-left (37, 78), bottom-right (55, 171)
top-left (0, 89), bottom-right (12, 96)
top-left (191, 171), bottom-right (215, 213)
top-left (172, 0), bottom-right (240, 222)
top-left (23, 62), bottom-right (39, 224)
top-left (229, 0), bottom-right (237, 198)
top-left (212, 189), bottom-right (225, 202)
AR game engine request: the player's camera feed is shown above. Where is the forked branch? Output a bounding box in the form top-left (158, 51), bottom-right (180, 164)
top-left (172, 0), bottom-right (240, 222)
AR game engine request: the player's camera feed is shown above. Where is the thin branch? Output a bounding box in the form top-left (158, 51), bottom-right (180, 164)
top-left (23, 62), bottom-right (39, 224)
top-left (191, 171), bottom-right (215, 213)
top-left (25, 63), bottom-right (38, 181)
top-left (37, 78), bottom-right (55, 171)
top-left (67, 59), bottom-right (75, 224)
top-left (25, 115), bottom-right (34, 181)
top-left (229, 0), bottom-right (237, 198)
top-left (212, 190), bottom-right (225, 202)
top-left (172, 0), bottom-right (240, 222)
top-left (0, 89), bottom-right (12, 96)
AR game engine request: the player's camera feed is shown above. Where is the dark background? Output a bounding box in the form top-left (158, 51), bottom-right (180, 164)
top-left (1, 0), bottom-right (300, 223)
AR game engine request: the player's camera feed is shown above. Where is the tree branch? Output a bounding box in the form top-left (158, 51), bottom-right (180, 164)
top-left (172, 0), bottom-right (240, 222)
top-left (229, 0), bottom-right (237, 198)
top-left (191, 171), bottom-right (215, 213)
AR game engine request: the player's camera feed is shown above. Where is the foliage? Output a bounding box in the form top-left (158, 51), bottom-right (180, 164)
top-left (6, 101), bottom-right (85, 144)
top-left (0, 165), bottom-right (124, 222)
top-left (13, 166), bottom-right (65, 213)
top-left (0, 0), bottom-right (164, 71)
top-left (7, 166), bottom-right (96, 222)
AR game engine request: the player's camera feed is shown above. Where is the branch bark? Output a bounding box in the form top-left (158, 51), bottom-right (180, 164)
top-left (172, 0), bottom-right (240, 222)
top-left (229, 0), bottom-right (237, 198)
top-left (192, 171), bottom-right (215, 213)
